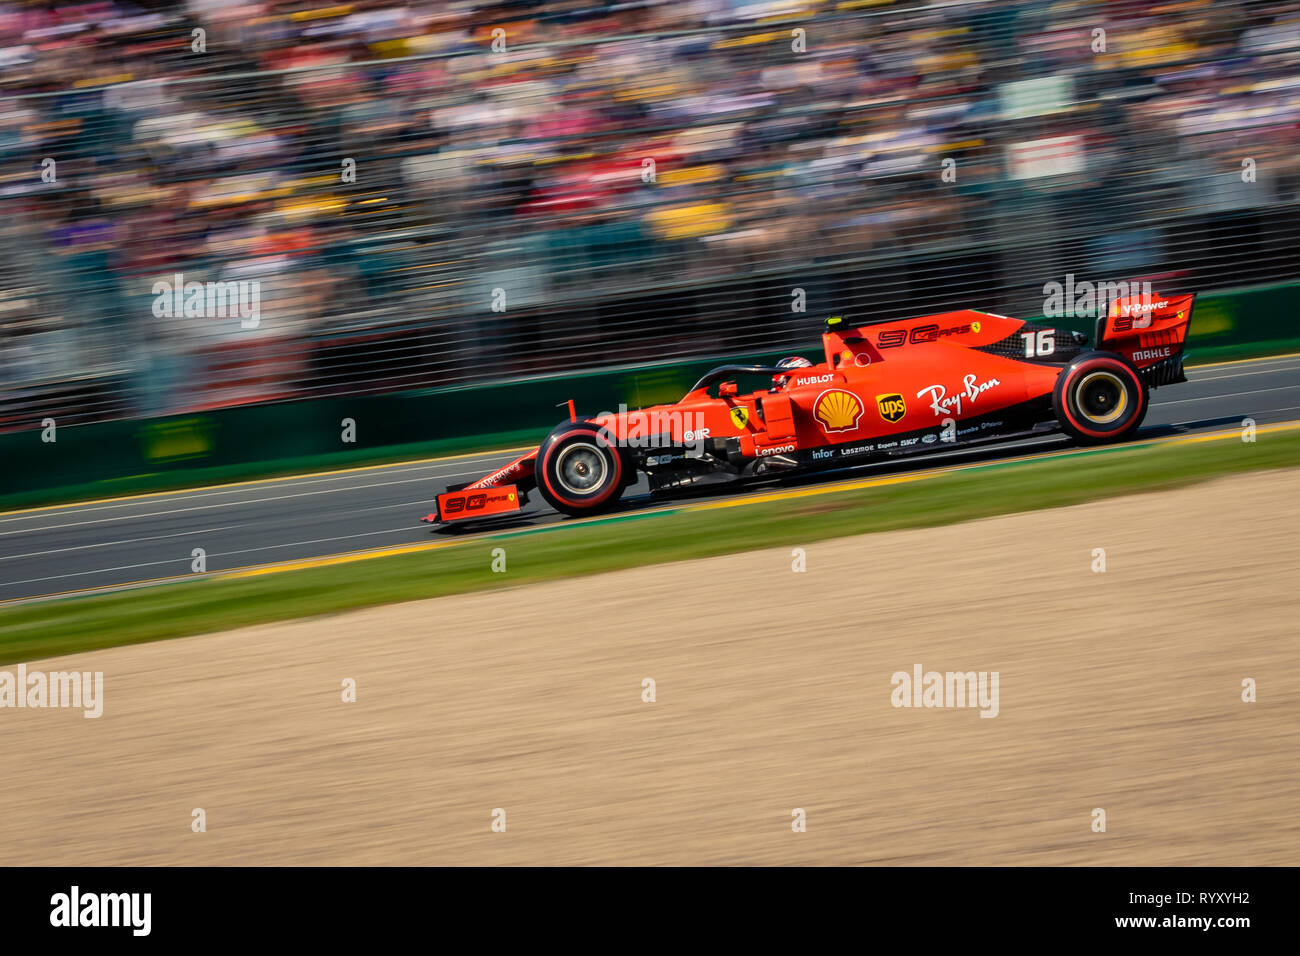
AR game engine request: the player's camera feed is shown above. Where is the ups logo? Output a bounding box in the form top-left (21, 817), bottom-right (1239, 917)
top-left (876, 393), bottom-right (906, 423)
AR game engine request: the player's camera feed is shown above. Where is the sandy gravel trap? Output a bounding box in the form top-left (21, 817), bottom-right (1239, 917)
top-left (1, 470), bottom-right (1297, 865)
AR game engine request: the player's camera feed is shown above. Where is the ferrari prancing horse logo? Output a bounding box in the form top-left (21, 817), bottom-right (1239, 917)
top-left (730, 406), bottom-right (749, 429)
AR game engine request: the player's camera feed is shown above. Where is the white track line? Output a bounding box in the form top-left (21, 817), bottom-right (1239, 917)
top-left (0, 469), bottom-right (492, 536)
top-left (0, 525), bottom-right (239, 563)
top-left (0, 496), bottom-right (437, 564)
top-left (1186, 367), bottom-right (1300, 384)
top-left (2, 525), bottom-right (421, 588)
top-left (1156, 384), bottom-right (1300, 406)
top-left (0, 450), bottom-right (524, 524)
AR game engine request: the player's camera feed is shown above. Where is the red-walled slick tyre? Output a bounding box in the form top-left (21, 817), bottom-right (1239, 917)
top-left (1053, 351), bottom-right (1147, 445)
top-left (534, 423), bottom-right (626, 516)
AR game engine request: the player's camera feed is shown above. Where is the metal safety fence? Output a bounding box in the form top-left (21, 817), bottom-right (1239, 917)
top-left (1, 0), bottom-right (1298, 430)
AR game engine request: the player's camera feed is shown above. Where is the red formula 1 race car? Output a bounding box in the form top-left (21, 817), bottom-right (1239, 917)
top-left (423, 290), bottom-right (1195, 527)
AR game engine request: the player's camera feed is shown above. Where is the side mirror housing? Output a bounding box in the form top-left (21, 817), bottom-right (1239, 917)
top-left (719, 381), bottom-right (739, 397)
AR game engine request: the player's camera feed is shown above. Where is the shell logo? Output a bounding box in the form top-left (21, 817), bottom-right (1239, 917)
top-left (814, 388), bottom-right (864, 433)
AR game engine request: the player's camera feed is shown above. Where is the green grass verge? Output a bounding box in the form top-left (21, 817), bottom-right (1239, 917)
top-left (2, 430), bottom-right (1296, 664)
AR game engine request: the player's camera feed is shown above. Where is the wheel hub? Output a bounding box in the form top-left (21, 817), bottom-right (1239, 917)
top-left (556, 443), bottom-right (607, 495)
top-left (1076, 370), bottom-right (1128, 425)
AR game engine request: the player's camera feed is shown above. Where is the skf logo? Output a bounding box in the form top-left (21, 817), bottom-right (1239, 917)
top-left (814, 389), bottom-right (863, 433)
top-left (730, 406), bottom-right (749, 429)
top-left (876, 393), bottom-right (906, 423)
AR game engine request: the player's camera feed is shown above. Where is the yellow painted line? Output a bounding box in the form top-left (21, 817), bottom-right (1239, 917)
top-left (224, 539), bottom-right (463, 578)
top-left (0, 445), bottom-right (535, 519)
top-left (0, 571), bottom-right (212, 606)
top-left (1164, 420), bottom-right (1299, 444)
top-left (222, 418), bottom-right (1300, 580)
top-left (6, 418), bottom-right (1299, 606)
top-left (220, 497), bottom-right (676, 581)
top-left (0, 496), bottom-right (662, 606)
top-left (688, 472), bottom-right (932, 511)
top-left (688, 419), bottom-right (1300, 512)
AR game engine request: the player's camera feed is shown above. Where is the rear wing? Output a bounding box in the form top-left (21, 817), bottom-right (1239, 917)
top-left (1096, 291), bottom-right (1195, 387)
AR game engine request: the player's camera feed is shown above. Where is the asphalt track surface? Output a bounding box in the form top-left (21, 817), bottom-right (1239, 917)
top-left (2, 353), bottom-right (1299, 605)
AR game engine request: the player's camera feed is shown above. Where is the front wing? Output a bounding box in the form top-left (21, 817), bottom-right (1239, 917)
top-left (422, 485), bottom-right (525, 524)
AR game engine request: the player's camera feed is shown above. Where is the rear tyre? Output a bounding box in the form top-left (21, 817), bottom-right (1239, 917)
top-left (1053, 351), bottom-right (1147, 444)
top-left (534, 422), bottom-right (626, 517)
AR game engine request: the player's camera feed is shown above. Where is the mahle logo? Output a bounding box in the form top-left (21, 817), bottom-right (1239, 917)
top-left (876, 393), bottom-right (907, 423)
top-left (814, 389), bottom-right (863, 433)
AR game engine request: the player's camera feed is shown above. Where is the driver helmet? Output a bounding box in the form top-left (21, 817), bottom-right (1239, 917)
top-left (772, 355), bottom-right (813, 390)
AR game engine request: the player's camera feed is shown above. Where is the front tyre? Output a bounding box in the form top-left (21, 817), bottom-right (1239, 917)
top-left (1053, 351), bottom-right (1147, 444)
top-left (534, 423), bottom-right (626, 516)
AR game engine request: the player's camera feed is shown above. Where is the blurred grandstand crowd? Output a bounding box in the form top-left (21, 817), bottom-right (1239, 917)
top-left (1, 0), bottom-right (1298, 427)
